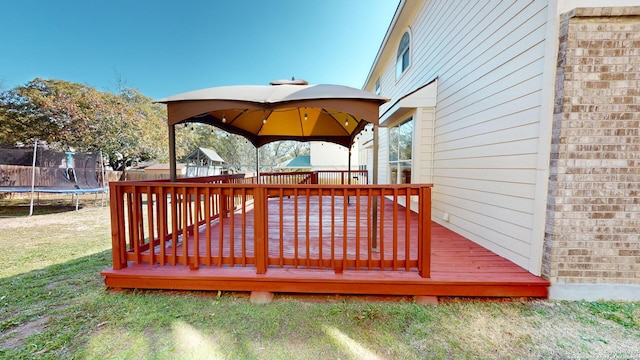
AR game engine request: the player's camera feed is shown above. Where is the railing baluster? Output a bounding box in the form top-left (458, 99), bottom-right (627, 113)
top-left (405, 187), bottom-right (411, 271)
top-left (331, 188), bottom-right (335, 270)
top-left (192, 187), bottom-right (200, 270)
top-left (379, 190), bottom-right (385, 270)
top-left (318, 189), bottom-right (323, 269)
top-left (241, 187), bottom-right (247, 267)
top-left (125, 192), bottom-right (134, 254)
top-left (293, 188), bottom-right (299, 269)
top-left (181, 187), bottom-right (189, 267)
top-left (305, 188), bottom-right (310, 268)
top-left (342, 188), bottom-right (347, 272)
top-left (131, 187), bottom-right (142, 264)
top-left (366, 188), bottom-right (372, 270)
top-left (229, 187), bottom-right (235, 267)
top-left (263, 187), bottom-right (269, 267)
top-left (393, 188), bottom-right (398, 271)
top-left (217, 188), bottom-right (224, 267)
top-left (279, 188), bottom-right (284, 268)
top-left (204, 187), bottom-right (211, 267)
top-left (355, 188), bottom-right (361, 271)
top-left (170, 187), bottom-right (178, 266)
top-left (157, 187), bottom-right (166, 266)
top-left (147, 187), bottom-right (155, 265)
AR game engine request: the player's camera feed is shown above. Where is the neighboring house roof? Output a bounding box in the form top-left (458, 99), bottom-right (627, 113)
top-left (185, 147), bottom-right (225, 163)
top-left (286, 155), bottom-right (311, 168)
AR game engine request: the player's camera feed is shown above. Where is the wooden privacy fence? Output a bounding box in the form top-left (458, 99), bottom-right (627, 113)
top-left (109, 175), bottom-right (431, 278)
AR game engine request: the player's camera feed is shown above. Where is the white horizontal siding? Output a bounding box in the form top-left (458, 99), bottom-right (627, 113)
top-left (434, 154), bottom-right (539, 170)
top-left (377, 127), bottom-right (389, 184)
top-left (436, 168), bottom-right (537, 184)
top-left (436, 130), bottom-right (540, 158)
top-left (434, 192), bottom-right (534, 230)
top-left (371, 0), bottom-right (551, 271)
top-left (436, 107), bottom-right (541, 149)
top-left (436, 3), bottom-right (548, 101)
top-left (416, 107), bottom-right (434, 183)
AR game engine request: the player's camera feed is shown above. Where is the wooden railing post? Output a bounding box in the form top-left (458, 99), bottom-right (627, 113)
top-left (254, 186), bottom-right (268, 274)
top-left (109, 182), bottom-right (126, 270)
top-left (419, 186), bottom-right (432, 278)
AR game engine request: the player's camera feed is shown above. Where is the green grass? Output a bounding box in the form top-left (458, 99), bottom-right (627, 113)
top-left (0, 194), bottom-right (106, 216)
top-left (1, 198), bottom-right (640, 359)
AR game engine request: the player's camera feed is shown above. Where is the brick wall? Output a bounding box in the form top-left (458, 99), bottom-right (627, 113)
top-left (544, 7), bottom-right (640, 284)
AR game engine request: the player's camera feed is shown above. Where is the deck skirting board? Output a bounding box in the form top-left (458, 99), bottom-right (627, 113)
top-left (101, 266), bottom-right (549, 298)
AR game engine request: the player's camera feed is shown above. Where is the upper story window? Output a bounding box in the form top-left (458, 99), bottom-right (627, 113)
top-left (374, 78), bottom-right (381, 95)
top-left (396, 31), bottom-right (411, 79)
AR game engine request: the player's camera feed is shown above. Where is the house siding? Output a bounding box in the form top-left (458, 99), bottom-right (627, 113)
top-left (544, 8), bottom-right (640, 285)
top-left (372, 0), bottom-right (551, 271)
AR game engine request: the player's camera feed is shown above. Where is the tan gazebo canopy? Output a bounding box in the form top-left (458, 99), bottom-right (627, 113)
top-left (157, 79), bottom-right (388, 181)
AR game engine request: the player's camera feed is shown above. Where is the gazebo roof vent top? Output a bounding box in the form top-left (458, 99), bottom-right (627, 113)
top-left (269, 77), bottom-right (308, 86)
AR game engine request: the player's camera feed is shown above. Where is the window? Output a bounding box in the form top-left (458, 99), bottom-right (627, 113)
top-left (396, 31), bottom-right (410, 79)
top-left (375, 78), bottom-right (381, 95)
top-left (389, 118), bottom-right (413, 184)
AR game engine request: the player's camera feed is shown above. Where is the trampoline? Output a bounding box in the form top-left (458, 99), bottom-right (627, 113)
top-left (0, 141), bottom-right (108, 215)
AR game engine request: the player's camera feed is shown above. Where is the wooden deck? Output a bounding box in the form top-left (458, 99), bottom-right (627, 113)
top-left (102, 190), bottom-right (549, 297)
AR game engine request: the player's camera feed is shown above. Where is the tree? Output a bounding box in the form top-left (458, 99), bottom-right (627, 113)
top-left (0, 78), bottom-right (168, 179)
top-left (0, 78), bottom-right (312, 178)
top-left (0, 79), bottom-right (68, 147)
top-left (98, 88), bottom-right (167, 178)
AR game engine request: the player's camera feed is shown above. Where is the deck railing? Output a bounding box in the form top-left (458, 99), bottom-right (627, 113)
top-left (109, 173), bottom-right (431, 277)
top-left (258, 170), bottom-right (368, 185)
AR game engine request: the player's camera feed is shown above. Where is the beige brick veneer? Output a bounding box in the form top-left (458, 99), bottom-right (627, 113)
top-left (544, 7), bottom-right (640, 285)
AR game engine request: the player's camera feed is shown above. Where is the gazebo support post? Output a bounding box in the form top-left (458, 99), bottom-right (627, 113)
top-left (347, 144), bottom-right (352, 205)
top-left (169, 123), bottom-right (177, 182)
top-left (348, 144), bottom-right (352, 185)
top-left (255, 146), bottom-right (260, 184)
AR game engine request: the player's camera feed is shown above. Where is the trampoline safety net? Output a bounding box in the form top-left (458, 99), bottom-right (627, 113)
top-left (0, 146), bottom-right (107, 194)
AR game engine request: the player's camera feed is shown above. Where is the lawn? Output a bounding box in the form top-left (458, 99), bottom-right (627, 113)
top-left (1, 196), bottom-right (639, 359)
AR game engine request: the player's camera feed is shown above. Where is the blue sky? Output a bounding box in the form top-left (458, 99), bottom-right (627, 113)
top-left (1, 0), bottom-right (398, 99)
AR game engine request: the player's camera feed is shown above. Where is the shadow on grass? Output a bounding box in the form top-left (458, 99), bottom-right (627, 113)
top-left (0, 195), bottom-right (107, 216)
top-left (0, 205), bottom-right (84, 216)
top-left (0, 248), bottom-right (115, 356)
top-left (0, 248), bottom-right (428, 359)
